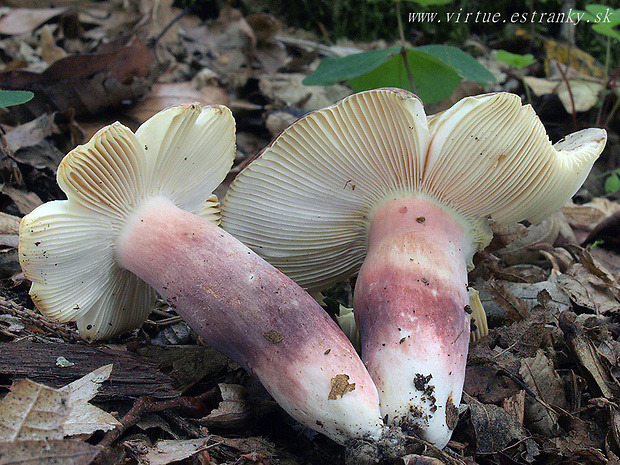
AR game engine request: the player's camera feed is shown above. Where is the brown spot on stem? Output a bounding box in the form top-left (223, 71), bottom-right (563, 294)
top-left (416, 216), bottom-right (425, 223)
top-left (445, 393), bottom-right (459, 430)
top-left (328, 374), bottom-right (356, 399)
top-left (263, 329), bottom-right (284, 344)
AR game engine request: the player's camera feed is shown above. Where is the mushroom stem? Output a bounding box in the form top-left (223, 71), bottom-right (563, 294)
top-left (353, 195), bottom-right (474, 448)
top-left (116, 196), bottom-right (384, 444)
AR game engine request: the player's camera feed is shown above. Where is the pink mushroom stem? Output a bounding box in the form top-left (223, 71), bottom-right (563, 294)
top-left (353, 195), bottom-right (474, 448)
top-left (116, 196), bottom-right (384, 444)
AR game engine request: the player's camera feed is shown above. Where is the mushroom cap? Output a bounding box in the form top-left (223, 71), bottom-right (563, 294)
top-left (221, 89), bottom-right (606, 292)
top-left (19, 104), bottom-right (235, 340)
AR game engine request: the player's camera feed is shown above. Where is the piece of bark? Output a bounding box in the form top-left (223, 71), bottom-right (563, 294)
top-left (0, 341), bottom-right (180, 400)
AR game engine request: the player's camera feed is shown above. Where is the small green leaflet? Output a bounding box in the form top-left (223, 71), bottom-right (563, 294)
top-left (496, 50), bottom-right (536, 70)
top-left (303, 45), bottom-right (494, 103)
top-left (0, 90), bottom-right (34, 109)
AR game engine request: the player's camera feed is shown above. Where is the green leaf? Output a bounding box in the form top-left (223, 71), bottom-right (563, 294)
top-left (572, 6), bottom-right (620, 42)
top-left (417, 45), bottom-right (496, 84)
top-left (496, 50), bottom-right (536, 70)
top-left (0, 90), bottom-right (33, 109)
top-left (303, 47), bottom-right (400, 86)
top-left (348, 48), bottom-right (461, 103)
top-left (604, 172), bottom-right (620, 194)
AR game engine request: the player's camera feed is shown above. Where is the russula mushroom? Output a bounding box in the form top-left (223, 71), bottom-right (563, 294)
top-left (18, 103), bottom-right (385, 444)
top-left (221, 89), bottom-right (607, 447)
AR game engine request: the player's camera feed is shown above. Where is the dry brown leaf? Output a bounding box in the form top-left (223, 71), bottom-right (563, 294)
top-left (1, 185), bottom-right (42, 215)
top-left (0, 8), bottom-right (67, 36)
top-left (127, 83), bottom-right (230, 126)
top-left (0, 212), bottom-right (21, 235)
top-left (60, 365), bottom-right (121, 437)
top-left (199, 384), bottom-right (250, 429)
top-left (209, 4), bottom-right (256, 51)
top-left (559, 312), bottom-right (620, 399)
top-left (138, 0), bottom-right (178, 43)
top-left (562, 199), bottom-right (620, 232)
top-left (491, 214), bottom-right (563, 266)
top-left (581, 249), bottom-right (617, 285)
top-left (556, 264), bottom-right (620, 315)
top-left (479, 276), bottom-right (571, 326)
top-left (464, 392), bottom-right (531, 455)
top-left (0, 38), bottom-right (153, 122)
top-left (465, 341), bottom-right (522, 404)
top-left (519, 349), bottom-right (566, 436)
top-left (144, 438), bottom-right (212, 465)
top-left (484, 279), bottom-right (529, 321)
top-left (0, 439), bottom-right (99, 465)
top-left (587, 247), bottom-right (620, 285)
top-left (525, 75), bottom-right (606, 113)
top-left (0, 379), bottom-right (69, 442)
top-left (259, 73), bottom-right (351, 110)
top-left (502, 390), bottom-right (526, 426)
top-left (0, 364), bottom-right (121, 444)
top-left (401, 455), bottom-right (446, 465)
top-left (39, 25), bottom-right (67, 65)
top-left (4, 113), bottom-right (73, 172)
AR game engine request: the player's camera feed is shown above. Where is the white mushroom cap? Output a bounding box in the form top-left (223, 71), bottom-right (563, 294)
top-left (222, 89), bottom-right (606, 292)
top-left (19, 104), bottom-right (235, 340)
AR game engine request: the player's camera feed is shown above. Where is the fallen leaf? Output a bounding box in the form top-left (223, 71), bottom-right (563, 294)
top-left (0, 378), bottom-right (69, 441)
top-left (502, 390), bottom-right (526, 425)
top-left (0, 364), bottom-right (121, 442)
top-left (199, 384), bottom-right (250, 429)
top-left (562, 199), bottom-right (620, 232)
top-left (0, 439), bottom-right (99, 465)
top-left (259, 73), bottom-right (351, 110)
top-left (60, 365), bottom-right (121, 437)
top-left (492, 214), bottom-right (561, 265)
top-left (127, 82), bottom-right (230, 126)
top-left (519, 349), bottom-right (566, 436)
top-left (464, 392), bottom-right (531, 455)
top-left (559, 311), bottom-right (620, 399)
top-left (0, 38), bottom-right (153, 122)
top-left (478, 276), bottom-right (571, 325)
top-left (484, 279), bottom-right (529, 321)
top-left (39, 25), bottom-right (67, 65)
top-left (0, 211), bottom-right (21, 234)
top-left (0, 8), bottom-right (67, 36)
top-left (144, 438), bottom-right (211, 465)
top-left (525, 73), bottom-right (609, 113)
top-left (1, 184), bottom-right (42, 215)
top-left (465, 341), bottom-right (522, 404)
top-left (556, 264), bottom-right (620, 314)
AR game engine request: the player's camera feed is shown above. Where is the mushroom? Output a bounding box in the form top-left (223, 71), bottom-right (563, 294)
top-left (18, 103), bottom-right (385, 444)
top-left (221, 89), bottom-right (607, 447)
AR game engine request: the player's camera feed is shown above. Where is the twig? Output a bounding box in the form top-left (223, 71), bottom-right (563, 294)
top-left (0, 296), bottom-right (81, 341)
top-left (150, 5), bottom-right (192, 47)
top-left (396, 1), bottom-right (406, 46)
top-left (395, 1), bottom-right (417, 95)
top-left (98, 395), bottom-right (208, 447)
top-left (603, 62), bottom-right (620, 127)
top-left (401, 48), bottom-right (418, 95)
top-left (555, 62), bottom-right (578, 132)
top-left (404, 435), bottom-right (467, 465)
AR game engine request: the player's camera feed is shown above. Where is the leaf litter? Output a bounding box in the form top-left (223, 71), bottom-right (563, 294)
top-left (0, 1), bottom-right (618, 464)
